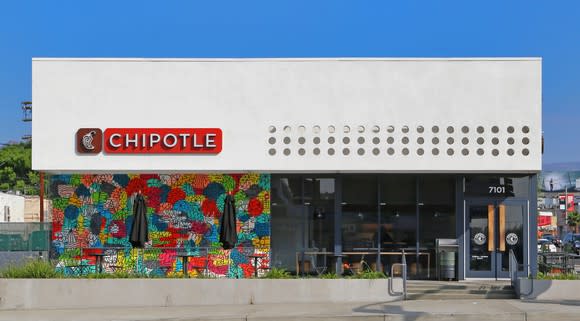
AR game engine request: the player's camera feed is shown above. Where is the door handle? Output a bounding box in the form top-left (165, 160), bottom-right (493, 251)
top-left (487, 205), bottom-right (495, 252)
top-left (499, 204), bottom-right (506, 252)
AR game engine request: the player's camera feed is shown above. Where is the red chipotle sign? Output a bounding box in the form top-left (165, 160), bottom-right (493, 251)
top-left (104, 128), bottom-right (222, 154)
top-left (77, 128), bottom-right (222, 154)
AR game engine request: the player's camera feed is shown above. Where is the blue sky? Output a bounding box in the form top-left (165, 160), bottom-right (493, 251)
top-left (0, 1), bottom-right (579, 164)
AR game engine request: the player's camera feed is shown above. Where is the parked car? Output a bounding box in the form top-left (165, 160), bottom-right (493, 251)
top-left (537, 238), bottom-right (557, 252)
top-left (561, 233), bottom-right (580, 254)
top-left (541, 234), bottom-right (562, 247)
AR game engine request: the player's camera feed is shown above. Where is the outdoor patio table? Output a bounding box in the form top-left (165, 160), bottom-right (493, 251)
top-left (177, 253), bottom-right (198, 278)
top-left (248, 253), bottom-right (268, 277)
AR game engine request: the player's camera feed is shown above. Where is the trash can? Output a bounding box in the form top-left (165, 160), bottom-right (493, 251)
top-left (436, 238), bottom-right (458, 280)
top-left (439, 251), bottom-right (455, 280)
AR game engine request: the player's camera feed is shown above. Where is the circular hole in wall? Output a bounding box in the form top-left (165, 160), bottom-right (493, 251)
top-left (522, 137), bottom-right (530, 145)
top-left (402, 148), bottom-right (409, 155)
top-left (328, 125), bottom-right (336, 133)
top-left (313, 137), bottom-right (321, 144)
top-left (447, 137), bottom-right (454, 145)
top-left (462, 148), bottom-right (469, 156)
top-left (269, 137), bottom-right (276, 144)
top-left (387, 137), bottom-right (394, 144)
top-left (268, 148), bottom-right (276, 155)
top-left (372, 137), bottom-right (380, 144)
top-left (522, 148), bottom-right (530, 156)
top-left (432, 126), bottom-right (440, 133)
top-left (507, 149), bottom-right (515, 156)
top-left (492, 137), bottom-right (499, 145)
top-left (343, 137), bottom-right (350, 144)
top-left (417, 148), bottom-right (424, 155)
top-left (298, 148), bottom-right (306, 156)
top-left (447, 148), bottom-right (454, 156)
top-left (507, 137), bottom-right (515, 145)
top-left (372, 125), bottom-right (380, 133)
top-left (387, 148), bottom-right (395, 155)
top-left (402, 126), bottom-right (409, 133)
top-left (358, 137), bottom-right (365, 144)
top-left (298, 126), bottom-right (306, 134)
top-left (357, 126), bottom-right (365, 133)
top-left (447, 126), bottom-right (454, 134)
top-left (432, 148), bottom-right (440, 155)
top-left (462, 126), bottom-right (469, 134)
top-left (432, 137), bottom-right (440, 145)
top-left (313, 126), bottom-right (321, 134)
top-left (268, 126), bottom-right (276, 133)
top-left (387, 126), bottom-right (395, 133)
top-left (313, 148), bottom-right (320, 155)
top-left (477, 137), bottom-right (485, 145)
top-left (283, 148), bottom-right (291, 156)
top-left (492, 149), bottom-right (499, 156)
top-left (507, 126), bottom-right (515, 134)
top-left (462, 137), bottom-right (469, 145)
top-left (357, 148), bottom-right (365, 155)
top-left (343, 148), bottom-right (350, 155)
top-left (298, 137), bottom-right (306, 144)
top-left (283, 137), bottom-right (291, 144)
top-left (402, 137), bottom-right (409, 144)
top-left (477, 148), bottom-right (484, 156)
top-left (343, 126), bottom-right (351, 133)
top-left (372, 148), bottom-right (380, 155)
top-left (328, 148), bottom-right (335, 155)
top-left (492, 126), bottom-right (499, 134)
top-left (283, 126), bottom-right (291, 133)
top-left (328, 137), bottom-right (335, 144)
top-left (417, 126), bottom-right (425, 133)
top-left (417, 137), bottom-right (424, 145)
top-left (522, 126), bottom-right (530, 134)
top-left (477, 126), bottom-right (484, 134)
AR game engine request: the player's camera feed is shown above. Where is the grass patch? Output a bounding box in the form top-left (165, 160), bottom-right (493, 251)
top-left (0, 259), bottom-right (63, 279)
top-left (260, 267), bottom-right (293, 279)
top-left (348, 270), bottom-right (388, 279)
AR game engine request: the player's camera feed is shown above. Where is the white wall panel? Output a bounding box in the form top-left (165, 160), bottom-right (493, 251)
top-left (32, 58), bottom-right (541, 173)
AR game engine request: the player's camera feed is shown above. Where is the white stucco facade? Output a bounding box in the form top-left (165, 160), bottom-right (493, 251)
top-left (0, 193), bottom-right (25, 222)
top-left (32, 58), bottom-right (541, 173)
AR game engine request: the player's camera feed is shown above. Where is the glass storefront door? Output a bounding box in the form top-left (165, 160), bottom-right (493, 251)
top-left (466, 200), bottom-right (527, 279)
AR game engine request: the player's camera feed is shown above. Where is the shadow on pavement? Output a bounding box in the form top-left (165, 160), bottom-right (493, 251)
top-left (352, 302), bottom-right (425, 321)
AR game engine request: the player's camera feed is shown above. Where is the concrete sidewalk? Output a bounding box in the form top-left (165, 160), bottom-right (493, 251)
top-left (0, 300), bottom-right (580, 321)
top-left (2, 299), bottom-right (580, 321)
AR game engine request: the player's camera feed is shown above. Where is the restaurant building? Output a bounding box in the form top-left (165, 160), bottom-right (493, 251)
top-left (32, 58), bottom-right (541, 280)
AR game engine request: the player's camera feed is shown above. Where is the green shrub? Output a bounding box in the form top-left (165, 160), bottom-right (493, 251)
top-left (348, 270), bottom-right (388, 279)
top-left (319, 272), bottom-right (339, 279)
top-left (83, 271), bottom-right (150, 279)
top-left (0, 259), bottom-right (63, 279)
top-left (261, 267), bottom-right (292, 279)
top-left (536, 272), bottom-right (580, 280)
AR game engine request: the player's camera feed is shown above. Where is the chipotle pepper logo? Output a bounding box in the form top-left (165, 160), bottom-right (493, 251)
top-left (76, 128), bottom-right (103, 154)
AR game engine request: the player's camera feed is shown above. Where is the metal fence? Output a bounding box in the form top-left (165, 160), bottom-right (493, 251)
top-left (0, 222), bottom-right (52, 252)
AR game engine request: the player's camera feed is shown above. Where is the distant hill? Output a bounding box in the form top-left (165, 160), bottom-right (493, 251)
top-left (543, 162), bottom-right (580, 172)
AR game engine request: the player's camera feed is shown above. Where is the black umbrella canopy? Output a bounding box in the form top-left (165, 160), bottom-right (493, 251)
top-left (130, 193), bottom-right (149, 248)
top-left (219, 195), bottom-right (237, 250)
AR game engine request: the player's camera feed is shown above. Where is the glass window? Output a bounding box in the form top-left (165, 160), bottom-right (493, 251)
top-left (465, 175), bottom-right (530, 198)
top-left (419, 175), bottom-right (456, 279)
top-left (270, 176), bottom-right (305, 273)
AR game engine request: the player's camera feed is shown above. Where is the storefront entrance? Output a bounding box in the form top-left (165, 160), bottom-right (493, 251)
top-left (466, 200), bottom-right (527, 279)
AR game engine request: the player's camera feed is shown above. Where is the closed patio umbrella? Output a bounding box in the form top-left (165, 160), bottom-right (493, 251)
top-left (219, 194), bottom-right (237, 250)
top-left (130, 193), bottom-right (149, 248)
top-left (130, 193), bottom-right (148, 273)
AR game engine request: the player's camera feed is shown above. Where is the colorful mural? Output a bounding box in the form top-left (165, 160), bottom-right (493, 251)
top-left (50, 174), bottom-right (271, 278)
